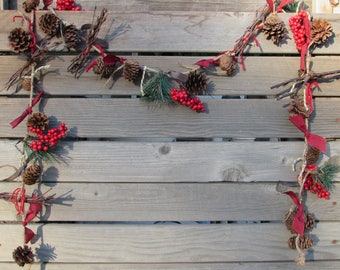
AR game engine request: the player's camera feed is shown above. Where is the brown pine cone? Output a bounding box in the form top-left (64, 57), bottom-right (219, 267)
top-left (262, 13), bottom-right (288, 45)
top-left (219, 54), bottom-right (236, 76)
top-left (184, 69), bottom-right (208, 95)
top-left (27, 112), bottom-right (49, 131)
top-left (22, 164), bottom-right (42, 185)
top-left (93, 57), bottom-right (116, 78)
top-left (284, 209), bottom-right (315, 234)
top-left (21, 77), bottom-right (32, 91)
top-left (305, 146), bottom-right (321, 164)
top-left (288, 98), bottom-right (312, 118)
top-left (39, 13), bottom-right (61, 37)
top-left (23, 0), bottom-right (40, 13)
top-left (311, 18), bottom-right (333, 45)
top-left (13, 245), bottom-right (35, 267)
top-left (8, 28), bottom-right (32, 53)
top-left (123, 60), bottom-right (140, 82)
top-left (63, 24), bottom-right (80, 50)
top-left (288, 235), bottom-right (314, 250)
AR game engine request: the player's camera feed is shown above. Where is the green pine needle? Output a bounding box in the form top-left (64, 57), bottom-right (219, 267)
top-left (142, 73), bottom-right (173, 104)
top-left (316, 157), bottom-right (340, 191)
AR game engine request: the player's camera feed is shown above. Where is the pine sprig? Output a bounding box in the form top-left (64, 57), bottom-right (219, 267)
top-left (315, 158), bottom-right (340, 191)
top-left (141, 72), bottom-right (173, 104)
top-left (22, 140), bottom-right (60, 164)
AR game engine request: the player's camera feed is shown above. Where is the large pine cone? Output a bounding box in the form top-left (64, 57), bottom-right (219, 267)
top-left (219, 54), bottom-right (236, 76)
top-left (311, 18), bottom-right (333, 45)
top-left (23, 0), bottom-right (40, 13)
top-left (22, 164), bottom-right (42, 185)
top-left (305, 146), bottom-right (321, 164)
top-left (39, 13), bottom-right (61, 37)
top-left (185, 69), bottom-right (208, 95)
top-left (285, 209), bottom-right (315, 234)
top-left (93, 57), bottom-right (116, 78)
top-left (13, 245), bottom-right (35, 267)
top-left (288, 235), bottom-right (314, 250)
top-left (288, 98), bottom-right (312, 118)
top-left (63, 24), bottom-right (80, 50)
top-left (8, 28), bottom-right (32, 53)
top-left (27, 112), bottom-right (49, 131)
top-left (262, 13), bottom-right (288, 45)
top-left (123, 60), bottom-right (140, 82)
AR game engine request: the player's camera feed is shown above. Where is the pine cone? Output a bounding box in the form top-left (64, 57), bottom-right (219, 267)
top-left (284, 209), bottom-right (315, 234)
top-left (93, 57), bottom-right (116, 78)
top-left (27, 112), bottom-right (49, 131)
top-left (8, 28), bottom-right (32, 53)
top-left (39, 13), bottom-right (61, 37)
top-left (22, 0), bottom-right (40, 13)
top-left (288, 98), bottom-right (312, 118)
top-left (21, 77), bottom-right (32, 91)
top-left (288, 235), bottom-right (314, 250)
top-left (262, 13), bottom-right (288, 45)
top-left (13, 245), bottom-right (35, 267)
top-left (311, 18), bottom-right (333, 45)
top-left (219, 54), bottom-right (236, 76)
top-left (22, 164), bottom-right (42, 185)
top-left (305, 146), bottom-right (321, 164)
top-left (185, 70), bottom-right (208, 95)
top-left (63, 24), bottom-right (80, 50)
top-left (123, 60), bottom-right (140, 82)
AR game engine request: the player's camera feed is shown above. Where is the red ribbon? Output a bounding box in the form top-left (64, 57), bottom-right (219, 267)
top-left (284, 191), bottom-right (305, 236)
top-left (10, 90), bottom-right (44, 128)
top-left (10, 188), bottom-right (26, 215)
top-left (22, 194), bottom-right (43, 226)
top-left (305, 81), bottom-right (318, 112)
top-left (289, 114), bottom-right (326, 153)
top-left (24, 227), bottom-right (35, 243)
top-left (299, 14), bottom-right (311, 71)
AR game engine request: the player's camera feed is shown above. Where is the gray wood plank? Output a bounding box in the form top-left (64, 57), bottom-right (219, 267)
top-left (2, 55), bottom-right (340, 97)
top-left (0, 222), bottom-right (339, 263)
top-left (0, 181), bottom-right (339, 222)
top-left (0, 98), bottom-right (339, 139)
top-left (1, 11), bottom-right (339, 53)
top-left (0, 261), bottom-right (338, 270)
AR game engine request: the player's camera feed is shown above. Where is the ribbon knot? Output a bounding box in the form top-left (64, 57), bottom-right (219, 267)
top-left (284, 191), bottom-right (305, 236)
top-left (289, 114), bottom-right (326, 153)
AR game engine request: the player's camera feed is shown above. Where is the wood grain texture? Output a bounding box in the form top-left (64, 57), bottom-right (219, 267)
top-left (2, 55), bottom-right (340, 97)
top-left (0, 222), bottom-right (339, 263)
top-left (0, 261), bottom-right (338, 270)
top-left (0, 11), bottom-right (339, 53)
top-left (0, 98), bottom-right (339, 139)
top-left (0, 181), bottom-right (339, 222)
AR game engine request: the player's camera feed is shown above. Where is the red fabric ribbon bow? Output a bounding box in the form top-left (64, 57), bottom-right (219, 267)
top-left (284, 191), bottom-right (305, 236)
top-left (289, 114), bottom-right (326, 153)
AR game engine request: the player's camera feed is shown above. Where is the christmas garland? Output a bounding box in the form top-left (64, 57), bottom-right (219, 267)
top-left (2, 0), bottom-right (340, 267)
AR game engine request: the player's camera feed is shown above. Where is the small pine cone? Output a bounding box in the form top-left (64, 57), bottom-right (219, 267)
top-left (8, 28), bottom-right (32, 53)
top-left (13, 245), bottom-right (35, 267)
top-left (21, 77), bottom-right (32, 91)
top-left (288, 98), bottom-right (312, 118)
top-left (93, 57), bottom-right (116, 78)
top-left (311, 18), bottom-right (333, 45)
top-left (288, 235), bottom-right (314, 250)
top-left (123, 60), bottom-right (140, 82)
top-left (22, 164), bottom-right (42, 185)
top-left (27, 112), bottom-right (49, 131)
top-left (63, 24), bottom-right (80, 50)
top-left (39, 13), bottom-right (61, 37)
top-left (285, 209), bottom-right (315, 233)
top-left (22, 0), bottom-right (40, 13)
top-left (305, 146), bottom-right (321, 164)
top-left (263, 13), bottom-right (288, 45)
top-left (184, 70), bottom-right (208, 95)
top-left (219, 54), bottom-right (236, 76)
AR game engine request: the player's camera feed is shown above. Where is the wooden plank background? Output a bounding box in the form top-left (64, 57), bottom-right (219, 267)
top-left (0, 0), bottom-right (339, 269)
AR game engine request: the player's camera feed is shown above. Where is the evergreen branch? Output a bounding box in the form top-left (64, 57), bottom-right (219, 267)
top-left (316, 158), bottom-right (340, 191)
top-left (141, 73), bottom-right (173, 104)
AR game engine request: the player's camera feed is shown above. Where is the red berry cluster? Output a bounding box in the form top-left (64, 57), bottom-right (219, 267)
top-left (288, 10), bottom-right (308, 51)
top-left (303, 175), bottom-right (330, 200)
top-left (56, 0), bottom-right (82, 11)
top-left (170, 88), bottom-right (205, 112)
top-left (29, 123), bottom-right (68, 152)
